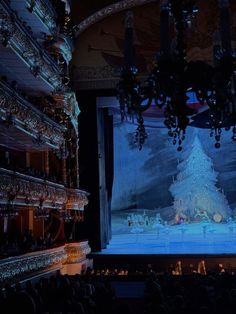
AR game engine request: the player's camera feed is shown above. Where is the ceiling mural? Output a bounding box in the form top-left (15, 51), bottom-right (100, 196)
top-left (72, 0), bottom-right (236, 90)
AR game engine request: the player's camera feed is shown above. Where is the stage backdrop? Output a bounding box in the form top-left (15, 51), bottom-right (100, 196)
top-left (110, 113), bottom-right (236, 235)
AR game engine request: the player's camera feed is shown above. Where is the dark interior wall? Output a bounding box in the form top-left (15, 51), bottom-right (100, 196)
top-left (71, 0), bottom-right (114, 24)
top-left (77, 91), bottom-right (114, 251)
top-left (30, 152), bottom-right (44, 171)
top-left (49, 152), bottom-right (62, 183)
top-left (0, 147), bottom-right (26, 169)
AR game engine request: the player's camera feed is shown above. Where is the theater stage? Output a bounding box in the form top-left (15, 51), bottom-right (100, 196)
top-left (90, 222), bottom-right (236, 273)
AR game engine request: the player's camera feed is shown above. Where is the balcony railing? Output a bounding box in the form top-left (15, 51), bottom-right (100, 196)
top-left (0, 168), bottom-right (67, 208)
top-left (25, 0), bottom-right (58, 34)
top-left (53, 91), bottom-right (80, 135)
top-left (66, 188), bottom-right (89, 210)
top-left (0, 79), bottom-right (65, 150)
top-left (0, 161), bottom-right (63, 185)
top-left (0, 0), bottom-right (68, 92)
top-left (0, 168), bottom-right (89, 210)
top-left (0, 245), bottom-right (66, 283)
top-left (0, 241), bottom-right (91, 284)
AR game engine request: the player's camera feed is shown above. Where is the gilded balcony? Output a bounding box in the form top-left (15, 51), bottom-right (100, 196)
top-left (64, 241), bottom-right (91, 264)
top-left (0, 240), bottom-right (92, 284)
top-left (66, 188), bottom-right (89, 210)
top-left (11, 1), bottom-right (73, 63)
top-left (0, 79), bottom-right (65, 150)
top-left (0, 168), bottom-right (89, 210)
top-left (0, 168), bottom-right (67, 209)
top-left (53, 91), bottom-right (80, 134)
top-left (24, 0), bottom-right (58, 34)
top-left (0, 0), bottom-right (67, 92)
top-left (0, 245), bottom-right (67, 283)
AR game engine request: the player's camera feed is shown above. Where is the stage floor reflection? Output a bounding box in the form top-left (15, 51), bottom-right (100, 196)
top-left (104, 222), bottom-right (236, 254)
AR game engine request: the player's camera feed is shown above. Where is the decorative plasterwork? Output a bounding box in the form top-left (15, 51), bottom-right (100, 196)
top-left (52, 35), bottom-right (73, 63)
top-left (64, 92), bottom-right (80, 134)
top-left (53, 91), bottom-right (80, 135)
top-left (74, 65), bottom-right (119, 81)
top-left (66, 188), bottom-right (89, 210)
top-left (25, 0), bottom-right (58, 33)
top-left (0, 169), bottom-right (67, 207)
top-left (0, 80), bottom-right (65, 149)
top-left (76, 79), bottom-right (118, 90)
top-left (72, 65), bottom-right (120, 90)
top-left (64, 241), bottom-right (91, 264)
top-left (0, 245), bottom-right (67, 283)
top-left (74, 0), bottom-right (155, 37)
top-left (0, 241), bottom-right (91, 284)
top-left (0, 2), bottom-right (67, 92)
top-left (0, 168), bottom-right (89, 209)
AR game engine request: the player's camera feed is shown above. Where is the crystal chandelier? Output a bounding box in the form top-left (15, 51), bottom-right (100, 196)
top-left (117, 0), bottom-right (236, 150)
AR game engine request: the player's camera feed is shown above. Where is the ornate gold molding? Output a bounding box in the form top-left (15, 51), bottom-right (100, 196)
top-left (0, 80), bottom-right (65, 149)
top-left (0, 2), bottom-right (67, 92)
top-left (53, 91), bottom-right (80, 135)
top-left (0, 241), bottom-right (91, 284)
top-left (25, 0), bottom-right (58, 33)
top-left (72, 65), bottom-right (119, 90)
top-left (0, 168), bottom-right (89, 210)
top-left (51, 35), bottom-right (73, 64)
top-left (0, 245), bottom-right (67, 283)
top-left (66, 188), bottom-right (89, 210)
top-left (64, 241), bottom-right (91, 264)
top-left (0, 168), bottom-right (67, 207)
top-left (75, 0), bottom-right (155, 37)
top-left (74, 65), bottom-right (119, 81)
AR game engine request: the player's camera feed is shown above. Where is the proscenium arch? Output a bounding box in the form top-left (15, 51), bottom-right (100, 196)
top-left (74, 0), bottom-right (156, 37)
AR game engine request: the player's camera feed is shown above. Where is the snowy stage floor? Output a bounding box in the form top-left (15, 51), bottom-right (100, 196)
top-left (102, 222), bottom-right (236, 254)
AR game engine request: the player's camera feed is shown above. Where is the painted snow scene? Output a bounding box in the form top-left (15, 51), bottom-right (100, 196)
top-left (109, 118), bottom-right (236, 254)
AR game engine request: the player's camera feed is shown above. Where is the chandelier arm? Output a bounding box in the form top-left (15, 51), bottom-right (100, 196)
top-left (124, 10), bottom-right (135, 70)
top-left (160, 1), bottom-right (170, 57)
top-left (218, 0), bottom-right (231, 54)
top-left (170, 0), bottom-right (186, 59)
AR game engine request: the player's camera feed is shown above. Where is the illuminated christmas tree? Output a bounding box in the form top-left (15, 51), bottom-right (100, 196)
top-left (169, 136), bottom-right (231, 223)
